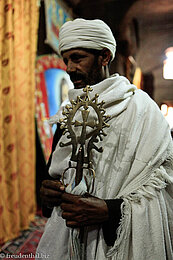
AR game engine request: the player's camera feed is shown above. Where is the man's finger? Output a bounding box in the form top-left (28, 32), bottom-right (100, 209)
top-left (66, 220), bottom-right (79, 228)
top-left (61, 202), bottom-right (71, 211)
top-left (41, 197), bottom-right (62, 207)
top-left (40, 187), bottom-right (63, 197)
top-left (62, 211), bottom-right (76, 220)
top-left (61, 202), bottom-right (80, 213)
top-left (61, 192), bottom-right (80, 203)
top-left (42, 180), bottom-right (65, 191)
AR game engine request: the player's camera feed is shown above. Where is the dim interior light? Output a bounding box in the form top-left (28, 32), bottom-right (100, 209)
top-left (163, 47), bottom-right (173, 79)
top-left (161, 104), bottom-right (173, 129)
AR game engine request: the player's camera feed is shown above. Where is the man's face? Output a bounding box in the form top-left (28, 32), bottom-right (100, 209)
top-left (62, 48), bottom-right (103, 89)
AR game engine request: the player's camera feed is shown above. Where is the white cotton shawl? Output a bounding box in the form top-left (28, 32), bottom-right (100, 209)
top-left (36, 74), bottom-right (173, 260)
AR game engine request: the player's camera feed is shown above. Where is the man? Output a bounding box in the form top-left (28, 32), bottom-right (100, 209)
top-left (36, 19), bottom-right (173, 260)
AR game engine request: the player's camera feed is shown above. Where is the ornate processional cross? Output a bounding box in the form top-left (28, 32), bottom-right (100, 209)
top-left (59, 85), bottom-right (110, 190)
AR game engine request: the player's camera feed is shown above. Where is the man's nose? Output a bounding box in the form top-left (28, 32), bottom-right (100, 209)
top-left (66, 60), bottom-right (76, 74)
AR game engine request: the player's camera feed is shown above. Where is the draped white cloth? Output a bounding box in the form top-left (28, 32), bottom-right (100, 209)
top-left (58, 18), bottom-right (116, 61)
top-left (36, 74), bottom-right (173, 260)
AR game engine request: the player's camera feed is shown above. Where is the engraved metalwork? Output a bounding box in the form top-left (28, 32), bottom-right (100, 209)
top-left (59, 85), bottom-right (110, 190)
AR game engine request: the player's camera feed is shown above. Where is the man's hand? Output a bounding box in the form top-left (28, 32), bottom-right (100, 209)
top-left (40, 180), bottom-right (65, 208)
top-left (60, 193), bottom-right (109, 227)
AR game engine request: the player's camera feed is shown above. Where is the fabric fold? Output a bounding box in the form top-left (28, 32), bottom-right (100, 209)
top-left (36, 74), bottom-right (173, 260)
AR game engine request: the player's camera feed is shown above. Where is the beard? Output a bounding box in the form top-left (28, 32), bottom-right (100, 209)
top-left (69, 57), bottom-right (103, 89)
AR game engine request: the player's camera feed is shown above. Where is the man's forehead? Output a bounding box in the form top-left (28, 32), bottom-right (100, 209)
top-left (62, 48), bottom-right (90, 55)
top-left (62, 48), bottom-right (101, 59)
top-left (62, 48), bottom-right (88, 59)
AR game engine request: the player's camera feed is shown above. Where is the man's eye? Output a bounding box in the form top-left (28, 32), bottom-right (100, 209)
top-left (73, 56), bottom-right (81, 62)
top-left (72, 55), bottom-right (86, 63)
top-left (63, 54), bottom-right (86, 65)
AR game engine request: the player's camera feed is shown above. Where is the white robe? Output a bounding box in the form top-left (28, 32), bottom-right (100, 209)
top-left (36, 74), bottom-right (173, 260)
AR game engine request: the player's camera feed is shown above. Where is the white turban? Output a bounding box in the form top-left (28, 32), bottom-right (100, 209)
top-left (58, 18), bottom-right (116, 61)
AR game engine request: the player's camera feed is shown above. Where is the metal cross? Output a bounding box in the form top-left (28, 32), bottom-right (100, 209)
top-left (72, 109), bottom-right (96, 145)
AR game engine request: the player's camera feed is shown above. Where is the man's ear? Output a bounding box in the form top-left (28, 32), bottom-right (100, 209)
top-left (100, 48), bottom-right (111, 66)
